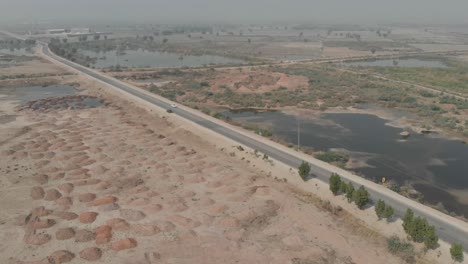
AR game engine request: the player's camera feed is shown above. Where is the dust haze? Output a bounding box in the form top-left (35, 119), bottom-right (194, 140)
top-left (0, 0), bottom-right (467, 24)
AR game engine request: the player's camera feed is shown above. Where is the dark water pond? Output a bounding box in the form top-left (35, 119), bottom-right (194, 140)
top-left (342, 58), bottom-right (448, 68)
top-left (224, 110), bottom-right (468, 217)
top-left (80, 49), bottom-right (244, 68)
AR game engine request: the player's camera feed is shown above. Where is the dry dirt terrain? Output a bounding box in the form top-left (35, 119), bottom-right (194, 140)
top-left (0, 57), bottom-right (420, 264)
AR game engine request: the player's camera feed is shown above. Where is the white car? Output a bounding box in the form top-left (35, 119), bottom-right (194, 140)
top-left (171, 103), bottom-right (177, 108)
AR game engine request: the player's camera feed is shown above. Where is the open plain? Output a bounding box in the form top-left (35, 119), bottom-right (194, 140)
top-left (0, 56), bottom-right (422, 264)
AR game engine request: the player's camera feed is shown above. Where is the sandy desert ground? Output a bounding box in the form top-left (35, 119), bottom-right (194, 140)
top-left (0, 60), bottom-right (414, 264)
top-left (1, 53), bottom-right (459, 264)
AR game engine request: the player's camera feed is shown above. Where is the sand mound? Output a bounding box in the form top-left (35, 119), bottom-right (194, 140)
top-left (30, 187), bottom-right (45, 200)
top-left (131, 224), bottom-right (161, 236)
top-left (34, 174), bottom-right (49, 185)
top-left (120, 209), bottom-right (146, 221)
top-left (88, 195), bottom-right (117, 206)
top-left (54, 211), bottom-right (78, 220)
top-left (79, 212), bottom-right (98, 224)
top-left (75, 229), bottom-right (96, 243)
top-left (55, 197), bottom-right (73, 207)
top-left (56, 228), bottom-right (75, 240)
top-left (143, 204), bottom-right (163, 214)
top-left (106, 218), bottom-right (130, 231)
top-left (95, 225), bottom-right (112, 244)
top-left (78, 193), bottom-right (96, 203)
top-left (31, 206), bottom-right (51, 217)
top-left (111, 238), bottom-right (137, 251)
top-left (24, 233), bottom-right (51, 245)
top-left (32, 218), bottom-right (56, 229)
top-left (44, 189), bottom-right (62, 201)
top-left (57, 183), bottom-right (74, 194)
top-left (98, 202), bottom-right (120, 212)
top-left (79, 247), bottom-right (102, 261)
top-left (47, 250), bottom-right (75, 264)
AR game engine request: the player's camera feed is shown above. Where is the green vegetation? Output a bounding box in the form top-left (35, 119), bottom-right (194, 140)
top-left (384, 206), bottom-right (395, 220)
top-left (354, 186), bottom-right (369, 209)
top-left (375, 200), bottom-right (386, 219)
top-left (401, 209), bottom-right (439, 250)
top-left (370, 62), bottom-right (468, 95)
top-left (450, 243), bottom-right (464, 262)
top-left (298, 161), bottom-right (311, 180)
top-left (387, 236), bottom-right (415, 263)
top-left (339, 180), bottom-right (348, 193)
top-left (345, 182), bottom-right (355, 202)
top-left (327, 174), bottom-right (369, 209)
top-left (200, 81), bottom-right (210, 87)
top-left (375, 199), bottom-right (394, 221)
top-left (315, 151), bottom-right (349, 165)
top-left (329, 173), bottom-right (341, 195)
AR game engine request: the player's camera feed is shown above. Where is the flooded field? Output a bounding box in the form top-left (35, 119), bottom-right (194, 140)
top-left (342, 58), bottom-right (448, 68)
top-left (223, 110), bottom-right (468, 217)
top-left (80, 49), bottom-right (245, 68)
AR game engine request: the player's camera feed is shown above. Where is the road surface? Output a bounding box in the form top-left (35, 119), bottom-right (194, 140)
top-left (38, 43), bottom-right (468, 249)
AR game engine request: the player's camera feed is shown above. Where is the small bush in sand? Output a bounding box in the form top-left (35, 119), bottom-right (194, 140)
top-left (298, 161), bottom-right (310, 180)
top-left (450, 243), bottom-right (464, 262)
top-left (387, 236), bottom-right (415, 263)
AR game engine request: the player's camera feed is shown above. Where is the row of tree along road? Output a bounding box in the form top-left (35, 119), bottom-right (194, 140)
top-left (298, 161), bottom-right (465, 263)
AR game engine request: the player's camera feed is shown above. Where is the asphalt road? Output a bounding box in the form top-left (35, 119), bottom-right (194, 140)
top-left (40, 44), bottom-right (468, 249)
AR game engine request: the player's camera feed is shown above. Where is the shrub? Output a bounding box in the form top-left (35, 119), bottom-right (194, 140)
top-left (408, 216), bottom-right (429, 242)
top-left (354, 186), bottom-right (369, 209)
top-left (450, 243), bottom-right (464, 262)
top-left (402, 209), bottom-right (414, 233)
top-left (387, 236), bottom-right (415, 263)
top-left (329, 173), bottom-right (341, 195)
top-left (402, 209), bottom-right (439, 250)
top-left (375, 199), bottom-right (386, 219)
top-left (340, 181), bottom-right (348, 193)
top-left (315, 151), bottom-right (349, 164)
top-left (384, 205), bottom-right (394, 221)
top-left (298, 161), bottom-right (311, 180)
top-left (424, 226), bottom-right (438, 249)
top-left (345, 182), bottom-right (355, 202)
top-left (200, 81), bottom-right (210, 87)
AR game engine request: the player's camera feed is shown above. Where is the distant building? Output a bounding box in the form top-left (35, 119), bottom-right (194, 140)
top-left (70, 28), bottom-right (90, 34)
top-left (47, 29), bottom-right (66, 34)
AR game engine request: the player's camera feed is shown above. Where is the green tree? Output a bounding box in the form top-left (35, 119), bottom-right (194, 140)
top-left (402, 209), bottom-right (414, 233)
top-left (384, 205), bottom-right (394, 221)
top-left (345, 182), bottom-right (355, 202)
top-left (329, 173), bottom-right (341, 195)
top-left (298, 161), bottom-right (311, 180)
top-left (340, 181), bottom-right (348, 194)
top-left (375, 199), bottom-right (386, 219)
top-left (354, 186), bottom-right (369, 209)
top-left (424, 226), bottom-right (438, 249)
top-left (408, 217), bottom-right (429, 242)
top-left (450, 243), bottom-right (464, 262)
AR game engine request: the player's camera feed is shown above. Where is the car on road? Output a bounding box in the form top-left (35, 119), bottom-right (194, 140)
top-left (166, 109), bottom-right (173, 113)
top-left (171, 103), bottom-right (177, 108)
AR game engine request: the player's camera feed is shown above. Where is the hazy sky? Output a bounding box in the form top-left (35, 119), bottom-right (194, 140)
top-left (0, 0), bottom-right (467, 24)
